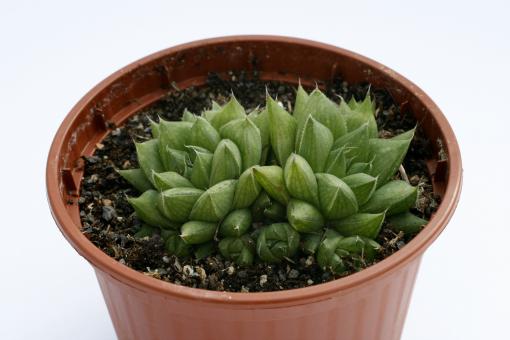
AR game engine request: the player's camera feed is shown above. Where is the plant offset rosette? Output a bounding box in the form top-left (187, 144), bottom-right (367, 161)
top-left (120, 86), bottom-right (426, 273)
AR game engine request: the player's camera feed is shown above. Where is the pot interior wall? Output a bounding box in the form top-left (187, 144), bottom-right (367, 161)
top-left (55, 39), bottom-right (449, 227)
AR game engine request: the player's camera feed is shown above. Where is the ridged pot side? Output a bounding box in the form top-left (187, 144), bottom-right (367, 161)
top-left (47, 36), bottom-right (462, 340)
top-left (95, 257), bottom-right (421, 340)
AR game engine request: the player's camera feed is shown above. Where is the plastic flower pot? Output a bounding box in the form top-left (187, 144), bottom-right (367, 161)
top-left (47, 36), bottom-right (462, 340)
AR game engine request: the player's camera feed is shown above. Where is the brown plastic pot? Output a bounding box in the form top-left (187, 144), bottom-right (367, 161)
top-left (47, 36), bottom-right (462, 340)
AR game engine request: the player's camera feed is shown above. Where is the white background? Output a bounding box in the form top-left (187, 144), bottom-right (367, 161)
top-left (1, 1), bottom-right (509, 339)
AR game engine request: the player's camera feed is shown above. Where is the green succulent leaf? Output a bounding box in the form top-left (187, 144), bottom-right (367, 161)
top-left (189, 116), bottom-right (221, 152)
top-left (316, 229), bottom-right (347, 274)
top-left (341, 173), bottom-right (378, 205)
top-left (209, 139), bottom-right (242, 186)
top-left (387, 212), bottom-right (428, 234)
top-left (219, 209), bottom-right (252, 238)
top-left (267, 96), bottom-right (297, 166)
top-left (336, 236), bottom-right (381, 262)
top-left (184, 145), bottom-right (208, 163)
top-left (152, 171), bottom-right (193, 191)
top-left (189, 179), bottom-right (237, 222)
top-left (361, 180), bottom-right (417, 216)
top-left (343, 94), bottom-right (378, 138)
top-left (293, 84), bottom-right (310, 124)
top-left (134, 224), bottom-right (156, 239)
top-left (232, 167), bottom-right (262, 209)
top-left (260, 145), bottom-right (270, 165)
top-left (158, 121), bottom-right (192, 171)
top-left (368, 128), bottom-right (414, 187)
top-left (161, 147), bottom-right (190, 175)
top-left (301, 89), bottom-right (347, 139)
top-left (251, 191), bottom-right (272, 221)
top-left (347, 97), bottom-right (357, 110)
top-left (220, 117), bottom-right (262, 170)
top-left (392, 128), bottom-right (416, 141)
top-left (296, 115), bottom-right (334, 172)
top-left (135, 139), bottom-right (165, 185)
top-left (194, 242), bottom-right (215, 260)
top-left (287, 199), bottom-right (324, 233)
top-left (202, 107), bottom-right (220, 122)
top-left (160, 229), bottom-right (175, 240)
top-left (219, 235), bottom-right (254, 266)
top-left (284, 154), bottom-right (319, 206)
top-left (182, 109), bottom-right (198, 123)
top-left (316, 173), bottom-right (358, 220)
top-left (159, 187), bottom-right (204, 222)
top-left (180, 221), bottom-right (217, 245)
top-left (256, 223), bottom-right (300, 263)
top-left (330, 212), bottom-right (385, 239)
top-left (339, 97), bottom-right (354, 115)
top-left (248, 108), bottom-right (270, 149)
top-left (189, 148), bottom-right (213, 190)
top-left (165, 230), bottom-right (192, 257)
top-left (117, 168), bottom-right (154, 192)
top-left (332, 123), bottom-right (370, 163)
top-left (263, 200), bottom-right (286, 221)
top-left (211, 101), bottom-right (221, 110)
top-left (302, 233), bottom-right (322, 255)
top-left (208, 96), bottom-right (246, 130)
top-left (149, 118), bottom-right (160, 138)
top-left (324, 147), bottom-right (347, 179)
top-left (347, 161), bottom-right (373, 176)
top-left (252, 165), bottom-right (290, 205)
top-left (127, 190), bottom-right (176, 229)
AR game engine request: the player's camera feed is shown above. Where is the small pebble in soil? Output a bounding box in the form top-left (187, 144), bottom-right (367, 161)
top-left (183, 265), bottom-right (194, 277)
top-left (259, 275), bottom-right (268, 286)
top-left (101, 206), bottom-right (117, 221)
top-left (288, 269), bottom-right (300, 279)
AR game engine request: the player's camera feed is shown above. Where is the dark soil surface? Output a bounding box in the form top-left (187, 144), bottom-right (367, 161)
top-left (79, 71), bottom-right (440, 292)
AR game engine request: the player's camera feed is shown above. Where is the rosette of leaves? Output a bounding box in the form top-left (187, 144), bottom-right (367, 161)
top-left (119, 85), bottom-right (427, 273)
top-left (252, 86), bottom-right (425, 273)
top-left (119, 97), bottom-right (266, 265)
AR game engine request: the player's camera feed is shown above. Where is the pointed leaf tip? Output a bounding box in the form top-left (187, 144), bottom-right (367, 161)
top-left (232, 167), bottom-right (262, 209)
top-left (180, 221), bottom-right (217, 245)
top-left (117, 168), bottom-right (154, 192)
top-left (189, 180), bottom-right (237, 222)
top-left (293, 84), bottom-right (310, 123)
top-left (158, 187), bottom-right (204, 223)
top-left (287, 199), bottom-right (324, 233)
top-left (330, 212), bottom-right (385, 239)
top-left (219, 209), bottom-right (252, 238)
top-left (220, 117), bottom-right (262, 170)
top-left (300, 88), bottom-right (347, 139)
top-left (283, 153), bottom-right (319, 206)
top-left (368, 129), bottom-right (414, 187)
top-left (190, 116), bottom-right (221, 152)
top-left (253, 165), bottom-right (290, 205)
top-left (316, 173), bottom-right (358, 220)
top-left (209, 139), bottom-right (242, 186)
top-left (127, 190), bottom-right (175, 229)
top-left (209, 96), bottom-right (246, 130)
top-left (361, 180), bottom-right (418, 216)
top-left (135, 139), bottom-right (164, 185)
top-left (267, 96), bottom-right (297, 166)
top-left (296, 115), bottom-right (334, 172)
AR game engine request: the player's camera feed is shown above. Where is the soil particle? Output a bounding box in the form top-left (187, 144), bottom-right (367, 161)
top-left (79, 71), bottom-right (440, 292)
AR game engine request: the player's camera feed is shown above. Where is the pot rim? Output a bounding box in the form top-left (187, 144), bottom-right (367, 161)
top-left (46, 35), bottom-right (462, 306)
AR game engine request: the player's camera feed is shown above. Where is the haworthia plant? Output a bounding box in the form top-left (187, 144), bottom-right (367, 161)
top-left (120, 86), bottom-right (425, 273)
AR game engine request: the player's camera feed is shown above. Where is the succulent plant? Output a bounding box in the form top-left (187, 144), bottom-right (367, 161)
top-left (120, 85), bottom-right (425, 274)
